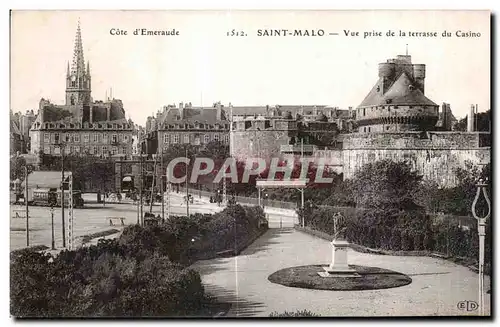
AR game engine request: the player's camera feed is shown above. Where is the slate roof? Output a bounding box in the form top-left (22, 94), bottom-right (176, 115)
top-left (160, 107), bottom-right (228, 125)
top-left (10, 120), bottom-right (21, 135)
top-left (358, 72), bottom-right (437, 108)
top-left (230, 106), bottom-right (269, 116)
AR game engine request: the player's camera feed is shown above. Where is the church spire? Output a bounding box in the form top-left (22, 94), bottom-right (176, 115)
top-left (71, 19), bottom-right (86, 76)
top-left (66, 61), bottom-right (70, 76)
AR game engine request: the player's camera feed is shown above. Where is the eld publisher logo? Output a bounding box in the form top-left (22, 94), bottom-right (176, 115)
top-left (457, 301), bottom-right (478, 311)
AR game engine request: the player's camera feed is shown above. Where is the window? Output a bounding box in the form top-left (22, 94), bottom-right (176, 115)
top-left (173, 134), bottom-right (179, 144)
top-left (214, 134), bottom-right (220, 142)
top-left (44, 145), bottom-right (50, 154)
top-left (124, 135), bottom-right (129, 142)
top-left (102, 146), bottom-right (107, 156)
top-left (54, 147), bottom-right (60, 155)
top-left (65, 133), bottom-right (71, 142)
top-left (119, 134), bottom-right (123, 142)
top-left (112, 134), bottom-right (117, 143)
top-left (93, 133), bottom-right (99, 142)
top-left (224, 134), bottom-right (230, 144)
top-left (183, 134), bottom-right (190, 144)
top-left (44, 133), bottom-right (50, 143)
top-left (103, 134), bottom-right (109, 144)
top-left (362, 108), bottom-right (366, 116)
top-left (74, 146), bottom-right (80, 153)
top-left (112, 146), bottom-right (118, 155)
top-left (204, 134), bottom-right (210, 143)
top-left (74, 134), bottom-right (80, 142)
top-left (163, 134), bottom-right (170, 144)
top-left (54, 133), bottom-right (60, 144)
top-left (83, 134), bottom-right (89, 143)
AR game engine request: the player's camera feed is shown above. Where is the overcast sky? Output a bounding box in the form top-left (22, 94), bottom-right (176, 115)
top-left (10, 10), bottom-right (490, 125)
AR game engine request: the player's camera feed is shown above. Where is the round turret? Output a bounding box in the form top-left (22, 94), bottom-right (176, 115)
top-left (413, 64), bottom-right (426, 79)
top-left (378, 62), bottom-right (395, 78)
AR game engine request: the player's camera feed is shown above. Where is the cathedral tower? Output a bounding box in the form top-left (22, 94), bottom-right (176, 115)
top-left (65, 21), bottom-right (92, 106)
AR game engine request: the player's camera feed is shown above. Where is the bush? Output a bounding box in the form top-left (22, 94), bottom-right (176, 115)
top-left (10, 238), bottom-right (207, 317)
top-left (11, 205), bottom-right (268, 317)
top-left (269, 310), bottom-right (321, 317)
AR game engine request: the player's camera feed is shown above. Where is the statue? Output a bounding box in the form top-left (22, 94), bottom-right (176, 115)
top-left (318, 212), bottom-right (358, 277)
top-left (332, 212), bottom-right (347, 241)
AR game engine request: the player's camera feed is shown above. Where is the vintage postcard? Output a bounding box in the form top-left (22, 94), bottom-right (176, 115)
top-left (9, 10), bottom-right (491, 318)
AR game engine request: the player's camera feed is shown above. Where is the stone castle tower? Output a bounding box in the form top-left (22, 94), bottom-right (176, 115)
top-left (65, 20), bottom-right (92, 107)
top-left (356, 54), bottom-right (439, 132)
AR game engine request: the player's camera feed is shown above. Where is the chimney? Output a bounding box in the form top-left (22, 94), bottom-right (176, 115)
top-left (467, 104), bottom-right (475, 132)
top-left (216, 102), bottom-right (222, 121)
top-left (179, 102), bottom-right (184, 119)
top-left (106, 104), bottom-right (111, 121)
top-left (348, 106), bottom-right (353, 118)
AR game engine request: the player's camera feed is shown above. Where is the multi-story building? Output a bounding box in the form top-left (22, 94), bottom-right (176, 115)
top-left (29, 22), bottom-right (135, 162)
top-left (141, 102), bottom-right (230, 154)
top-left (10, 110), bottom-right (36, 154)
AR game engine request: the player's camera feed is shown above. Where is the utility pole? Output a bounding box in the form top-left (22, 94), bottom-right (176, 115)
top-left (50, 205), bottom-right (55, 250)
top-left (61, 145), bottom-right (66, 248)
top-left (185, 147), bottom-right (190, 217)
top-left (161, 150), bottom-right (165, 222)
top-left (301, 138), bottom-right (305, 228)
top-left (25, 166), bottom-right (29, 247)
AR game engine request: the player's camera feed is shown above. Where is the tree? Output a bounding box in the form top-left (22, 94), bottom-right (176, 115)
top-left (10, 155), bottom-right (27, 181)
top-left (351, 160), bottom-right (423, 209)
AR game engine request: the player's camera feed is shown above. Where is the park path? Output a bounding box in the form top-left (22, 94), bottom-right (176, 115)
top-left (191, 228), bottom-right (491, 317)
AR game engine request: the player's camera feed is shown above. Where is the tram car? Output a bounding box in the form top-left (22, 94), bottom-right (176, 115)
top-left (29, 188), bottom-right (85, 208)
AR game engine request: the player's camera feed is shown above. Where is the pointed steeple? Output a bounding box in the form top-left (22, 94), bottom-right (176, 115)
top-left (86, 60), bottom-right (90, 74)
top-left (70, 19), bottom-right (86, 76)
top-left (66, 61), bottom-right (70, 76)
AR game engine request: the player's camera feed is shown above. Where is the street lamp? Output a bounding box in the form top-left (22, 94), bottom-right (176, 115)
top-left (471, 178), bottom-right (491, 316)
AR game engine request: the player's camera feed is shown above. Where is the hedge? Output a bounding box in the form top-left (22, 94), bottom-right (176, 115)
top-left (298, 205), bottom-right (491, 265)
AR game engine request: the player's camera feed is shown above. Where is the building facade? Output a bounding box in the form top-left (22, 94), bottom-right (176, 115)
top-left (29, 22), bottom-right (135, 162)
top-left (141, 102), bottom-right (231, 154)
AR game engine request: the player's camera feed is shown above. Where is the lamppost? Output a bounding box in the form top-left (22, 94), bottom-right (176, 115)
top-left (471, 178), bottom-right (491, 316)
top-left (50, 205), bottom-right (55, 250)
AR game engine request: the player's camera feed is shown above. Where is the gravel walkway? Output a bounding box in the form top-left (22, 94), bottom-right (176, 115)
top-left (192, 228), bottom-right (491, 317)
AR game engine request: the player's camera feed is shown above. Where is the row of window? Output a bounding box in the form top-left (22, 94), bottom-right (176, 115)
top-left (43, 132), bottom-right (130, 144)
top-left (162, 133), bottom-right (229, 144)
top-left (43, 145), bottom-right (128, 156)
top-left (159, 123), bottom-right (230, 130)
top-left (38, 122), bottom-right (133, 130)
top-left (358, 105), bottom-right (438, 117)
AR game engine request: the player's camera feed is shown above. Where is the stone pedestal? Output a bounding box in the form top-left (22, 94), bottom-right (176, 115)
top-left (318, 239), bottom-right (360, 278)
